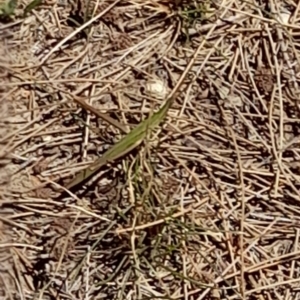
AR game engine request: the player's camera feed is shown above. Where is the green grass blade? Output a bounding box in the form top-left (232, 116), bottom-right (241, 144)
top-left (23, 0), bottom-right (42, 16)
top-left (65, 97), bottom-right (173, 190)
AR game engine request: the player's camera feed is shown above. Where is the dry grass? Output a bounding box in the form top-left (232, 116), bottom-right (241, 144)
top-left (1, 0), bottom-right (300, 299)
